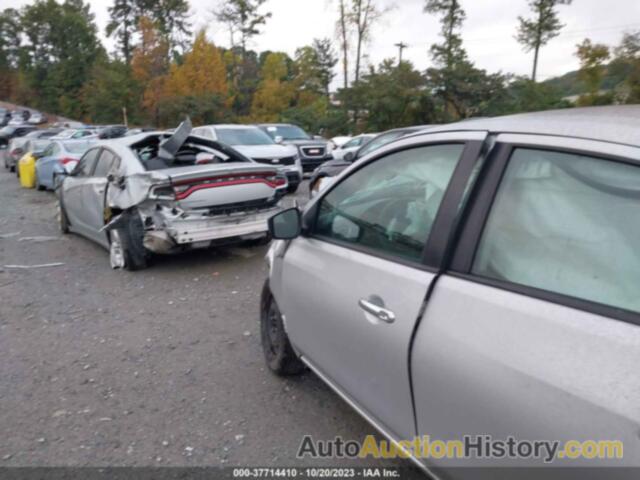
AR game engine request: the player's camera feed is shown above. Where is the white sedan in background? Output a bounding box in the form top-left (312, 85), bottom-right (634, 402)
top-left (331, 133), bottom-right (377, 162)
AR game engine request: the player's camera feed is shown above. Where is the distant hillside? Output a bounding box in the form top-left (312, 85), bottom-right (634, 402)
top-left (543, 59), bottom-right (634, 97)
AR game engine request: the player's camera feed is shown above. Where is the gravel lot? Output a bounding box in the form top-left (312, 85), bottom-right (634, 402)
top-left (0, 168), bottom-right (410, 469)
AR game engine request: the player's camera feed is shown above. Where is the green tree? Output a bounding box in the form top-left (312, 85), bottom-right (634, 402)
top-left (575, 39), bottom-right (611, 106)
top-left (313, 38), bottom-right (338, 97)
top-left (336, 0), bottom-right (350, 89)
top-left (106, 0), bottom-right (138, 65)
top-left (0, 8), bottom-right (23, 100)
top-left (214, 0), bottom-right (271, 58)
top-left (0, 8), bottom-right (22, 70)
top-left (150, 0), bottom-right (191, 57)
top-left (516, 0), bottom-right (572, 82)
top-left (612, 31), bottom-right (640, 104)
top-left (355, 59), bottom-right (435, 131)
top-left (293, 41), bottom-right (337, 99)
top-left (347, 0), bottom-right (386, 84)
top-left (483, 77), bottom-right (570, 116)
top-left (19, 0), bottom-right (102, 117)
top-left (425, 0), bottom-right (499, 120)
top-left (81, 58), bottom-right (142, 124)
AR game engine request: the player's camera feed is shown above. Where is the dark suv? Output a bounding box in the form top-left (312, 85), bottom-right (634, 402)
top-left (257, 124), bottom-right (333, 173)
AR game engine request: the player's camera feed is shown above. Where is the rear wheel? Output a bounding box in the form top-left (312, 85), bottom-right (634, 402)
top-left (57, 200), bottom-right (70, 234)
top-left (260, 283), bottom-right (305, 376)
top-left (35, 174), bottom-right (45, 191)
top-left (109, 212), bottom-right (148, 271)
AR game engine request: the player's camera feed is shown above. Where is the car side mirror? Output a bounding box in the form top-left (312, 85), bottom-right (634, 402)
top-left (274, 136), bottom-right (284, 144)
top-left (269, 208), bottom-right (301, 240)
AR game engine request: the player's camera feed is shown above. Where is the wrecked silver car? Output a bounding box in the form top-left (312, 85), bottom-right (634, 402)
top-left (56, 120), bottom-right (288, 270)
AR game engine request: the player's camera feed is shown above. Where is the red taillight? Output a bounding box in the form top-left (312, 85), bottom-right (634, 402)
top-left (172, 172), bottom-right (287, 200)
top-left (59, 157), bottom-right (76, 165)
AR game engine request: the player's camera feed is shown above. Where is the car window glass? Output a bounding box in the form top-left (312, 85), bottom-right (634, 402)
top-left (314, 144), bottom-right (465, 263)
top-left (75, 149), bottom-right (100, 177)
top-left (344, 138), bottom-right (361, 149)
top-left (94, 150), bottom-right (118, 177)
top-left (473, 148), bottom-right (640, 314)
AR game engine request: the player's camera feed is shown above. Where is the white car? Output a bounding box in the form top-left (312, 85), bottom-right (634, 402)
top-left (57, 120), bottom-right (288, 270)
top-left (330, 136), bottom-right (352, 148)
top-left (331, 133), bottom-right (377, 162)
top-left (193, 124), bottom-right (302, 193)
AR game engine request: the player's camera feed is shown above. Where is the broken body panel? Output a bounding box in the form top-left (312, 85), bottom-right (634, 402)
top-left (61, 124), bottom-right (288, 261)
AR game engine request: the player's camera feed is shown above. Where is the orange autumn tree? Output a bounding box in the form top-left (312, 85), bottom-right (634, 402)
top-left (164, 30), bottom-right (229, 98)
top-left (250, 52), bottom-right (295, 122)
top-left (131, 16), bottom-right (170, 124)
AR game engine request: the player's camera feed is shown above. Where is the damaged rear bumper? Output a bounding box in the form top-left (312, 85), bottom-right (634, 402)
top-left (142, 207), bottom-right (280, 253)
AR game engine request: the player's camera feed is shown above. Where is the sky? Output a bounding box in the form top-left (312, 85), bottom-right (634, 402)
top-left (8, 0), bottom-right (640, 85)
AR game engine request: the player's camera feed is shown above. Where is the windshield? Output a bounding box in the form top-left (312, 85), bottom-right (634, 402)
top-left (0, 126), bottom-right (15, 135)
top-left (216, 127), bottom-right (275, 146)
top-left (264, 125), bottom-right (310, 141)
top-left (63, 141), bottom-right (93, 154)
top-left (56, 129), bottom-right (76, 138)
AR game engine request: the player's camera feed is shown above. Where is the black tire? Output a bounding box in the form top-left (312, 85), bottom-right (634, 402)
top-left (260, 282), bottom-right (306, 376)
top-left (9, 164), bottom-right (15, 173)
top-left (58, 199), bottom-right (70, 234)
top-left (287, 184), bottom-right (299, 194)
top-left (35, 175), bottom-right (45, 191)
top-left (109, 212), bottom-right (148, 271)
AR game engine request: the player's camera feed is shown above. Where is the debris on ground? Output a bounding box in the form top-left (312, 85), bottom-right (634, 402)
top-left (0, 232), bottom-right (20, 239)
top-left (18, 236), bottom-right (60, 243)
top-left (3, 263), bottom-right (65, 270)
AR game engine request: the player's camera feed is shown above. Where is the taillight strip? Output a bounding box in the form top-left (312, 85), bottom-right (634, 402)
top-left (175, 178), bottom-right (286, 200)
top-left (172, 172), bottom-right (278, 186)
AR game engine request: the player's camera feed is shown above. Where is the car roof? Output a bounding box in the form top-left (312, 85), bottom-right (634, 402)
top-left (425, 106), bottom-right (640, 147)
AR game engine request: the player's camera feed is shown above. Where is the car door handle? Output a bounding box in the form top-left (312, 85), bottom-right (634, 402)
top-left (358, 298), bottom-right (396, 324)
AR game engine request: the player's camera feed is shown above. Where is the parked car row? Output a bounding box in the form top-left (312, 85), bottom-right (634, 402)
top-left (5, 118), bottom-right (325, 271)
top-left (0, 107), bottom-right (48, 127)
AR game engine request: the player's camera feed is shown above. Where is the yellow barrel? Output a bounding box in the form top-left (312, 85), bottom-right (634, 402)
top-left (18, 153), bottom-right (37, 189)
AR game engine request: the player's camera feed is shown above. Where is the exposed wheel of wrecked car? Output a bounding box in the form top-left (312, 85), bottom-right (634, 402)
top-left (260, 283), bottom-right (305, 376)
top-left (109, 213), bottom-right (148, 271)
